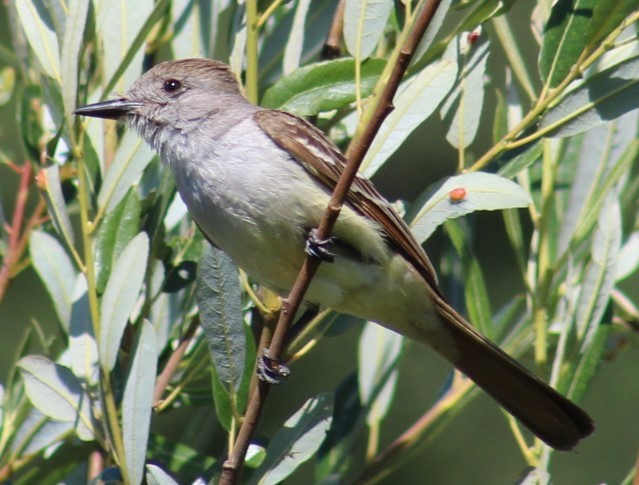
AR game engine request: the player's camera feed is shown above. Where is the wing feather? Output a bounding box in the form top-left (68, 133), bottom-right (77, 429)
top-left (254, 109), bottom-right (441, 293)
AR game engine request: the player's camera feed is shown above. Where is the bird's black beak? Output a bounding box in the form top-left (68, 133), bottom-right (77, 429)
top-left (74, 98), bottom-right (144, 120)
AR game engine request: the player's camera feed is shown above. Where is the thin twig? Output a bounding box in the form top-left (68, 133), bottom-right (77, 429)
top-left (322, 0), bottom-right (345, 60)
top-left (152, 316), bottom-right (200, 405)
top-left (219, 1), bottom-right (445, 484)
top-left (0, 161), bottom-right (32, 302)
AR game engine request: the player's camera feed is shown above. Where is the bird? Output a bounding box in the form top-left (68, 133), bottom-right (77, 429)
top-left (74, 58), bottom-right (594, 450)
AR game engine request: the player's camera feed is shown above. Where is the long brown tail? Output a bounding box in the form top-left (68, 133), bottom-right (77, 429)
top-left (429, 298), bottom-right (594, 451)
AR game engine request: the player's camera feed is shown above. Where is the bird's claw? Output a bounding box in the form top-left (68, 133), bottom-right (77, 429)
top-left (257, 349), bottom-right (290, 384)
top-left (305, 228), bottom-right (335, 262)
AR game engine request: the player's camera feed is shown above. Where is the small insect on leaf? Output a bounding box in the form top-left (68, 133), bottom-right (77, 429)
top-left (449, 187), bottom-right (467, 203)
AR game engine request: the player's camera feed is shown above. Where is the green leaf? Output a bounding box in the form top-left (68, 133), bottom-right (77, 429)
top-left (616, 231), bottom-right (639, 281)
top-left (361, 41), bottom-right (458, 177)
top-left (97, 130), bottom-right (155, 213)
top-left (585, 0), bottom-right (639, 49)
top-left (39, 165), bottom-right (75, 246)
top-left (445, 219), bottom-right (494, 338)
top-left (17, 355), bottom-right (94, 441)
top-left (440, 32), bottom-right (490, 149)
top-left (11, 409), bottom-right (72, 456)
top-left (283, 0), bottom-right (312, 74)
top-left (540, 54), bottom-right (639, 138)
top-left (30, 230), bottom-right (77, 327)
top-left (147, 433), bottom-right (216, 480)
top-left (558, 115), bottom-right (635, 253)
top-left (343, 0), bottom-right (393, 61)
top-left (170, 0), bottom-right (212, 59)
top-left (15, 1), bottom-right (61, 82)
top-left (95, 0), bottom-right (153, 93)
top-left (251, 394), bottom-right (334, 485)
top-left (0, 66), bottom-right (16, 105)
top-left (316, 373), bottom-right (364, 481)
top-left (261, 58), bottom-right (386, 115)
top-left (569, 318), bottom-right (611, 402)
top-left (95, 189), bottom-right (141, 292)
top-left (99, 232), bottom-right (149, 371)
top-left (497, 141), bottom-right (542, 178)
top-left (60, 0), bottom-right (89, 117)
top-left (196, 245), bottom-right (245, 430)
top-left (575, 193), bottom-right (621, 344)
top-left (539, 0), bottom-right (596, 88)
top-left (412, 0), bottom-right (454, 63)
top-left (145, 464), bottom-right (180, 485)
top-left (408, 172), bottom-right (531, 244)
top-left (69, 276), bottom-right (99, 385)
top-left (123, 320), bottom-right (157, 485)
top-left (358, 322), bottom-right (403, 426)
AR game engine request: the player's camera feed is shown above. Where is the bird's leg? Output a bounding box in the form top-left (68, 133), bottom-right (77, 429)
top-left (257, 348), bottom-right (291, 384)
top-left (305, 228), bottom-right (335, 262)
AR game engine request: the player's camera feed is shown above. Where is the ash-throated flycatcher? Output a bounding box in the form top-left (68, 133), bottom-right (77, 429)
top-left (75, 58), bottom-right (594, 450)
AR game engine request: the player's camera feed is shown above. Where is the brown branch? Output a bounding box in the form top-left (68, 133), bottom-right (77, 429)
top-left (219, 1), bottom-right (445, 483)
top-left (0, 161), bottom-right (33, 303)
top-left (152, 316), bottom-right (200, 404)
top-left (322, 0), bottom-right (345, 60)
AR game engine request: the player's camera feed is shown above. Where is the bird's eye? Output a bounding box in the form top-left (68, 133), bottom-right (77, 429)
top-left (163, 79), bottom-right (182, 93)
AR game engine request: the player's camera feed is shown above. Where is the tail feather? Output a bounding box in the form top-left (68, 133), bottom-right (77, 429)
top-left (430, 301), bottom-right (594, 451)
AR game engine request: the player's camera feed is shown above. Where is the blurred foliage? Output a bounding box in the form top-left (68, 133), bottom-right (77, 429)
top-left (0, 0), bottom-right (638, 484)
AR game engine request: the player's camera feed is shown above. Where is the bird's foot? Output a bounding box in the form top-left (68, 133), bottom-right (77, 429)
top-left (305, 228), bottom-right (335, 262)
top-left (257, 349), bottom-right (290, 384)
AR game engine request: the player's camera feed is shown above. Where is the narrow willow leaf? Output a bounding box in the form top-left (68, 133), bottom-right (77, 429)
top-left (343, 0), bottom-right (393, 61)
top-left (412, 0), bottom-right (454, 63)
top-left (539, 0), bottom-right (596, 87)
top-left (251, 394), bottom-right (334, 485)
top-left (17, 355), bottom-right (94, 441)
top-left (541, 54), bottom-right (639, 138)
top-left (100, 232), bottom-right (149, 371)
top-left (445, 219), bottom-right (493, 338)
top-left (30, 230), bottom-right (76, 327)
top-left (440, 32), bottom-right (489, 149)
top-left (69, 275), bottom-right (99, 385)
top-left (95, 189), bottom-right (141, 292)
top-left (196, 245), bottom-right (245, 431)
top-left (358, 322), bottom-right (403, 426)
top-left (60, 0), bottom-right (89, 117)
top-left (576, 193), bottom-right (621, 346)
top-left (558, 115), bottom-right (633, 253)
top-left (99, 0), bottom-right (171, 98)
top-left (94, 0), bottom-right (153, 93)
top-left (16, 1), bottom-right (61, 82)
top-left (617, 231), bottom-right (639, 281)
top-left (497, 141), bottom-right (543, 179)
top-left (145, 464), bottom-right (180, 485)
top-left (408, 172), bottom-right (531, 244)
top-left (585, 0), bottom-right (639, 49)
top-left (569, 320), bottom-right (611, 402)
top-left (39, 165), bottom-right (75, 246)
top-left (361, 41), bottom-right (458, 177)
top-left (197, 245), bottom-right (245, 390)
top-left (283, 0), bottom-right (312, 75)
top-left (147, 434), bottom-right (217, 479)
top-left (11, 409), bottom-right (73, 456)
top-left (123, 320), bottom-right (157, 485)
top-left (97, 130), bottom-right (155, 212)
top-left (170, 0), bottom-right (213, 59)
top-left (261, 58), bottom-right (386, 115)
top-left (316, 373), bottom-right (364, 481)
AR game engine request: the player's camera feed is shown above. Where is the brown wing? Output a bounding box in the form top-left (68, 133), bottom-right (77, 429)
top-left (254, 109), bottom-right (441, 294)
